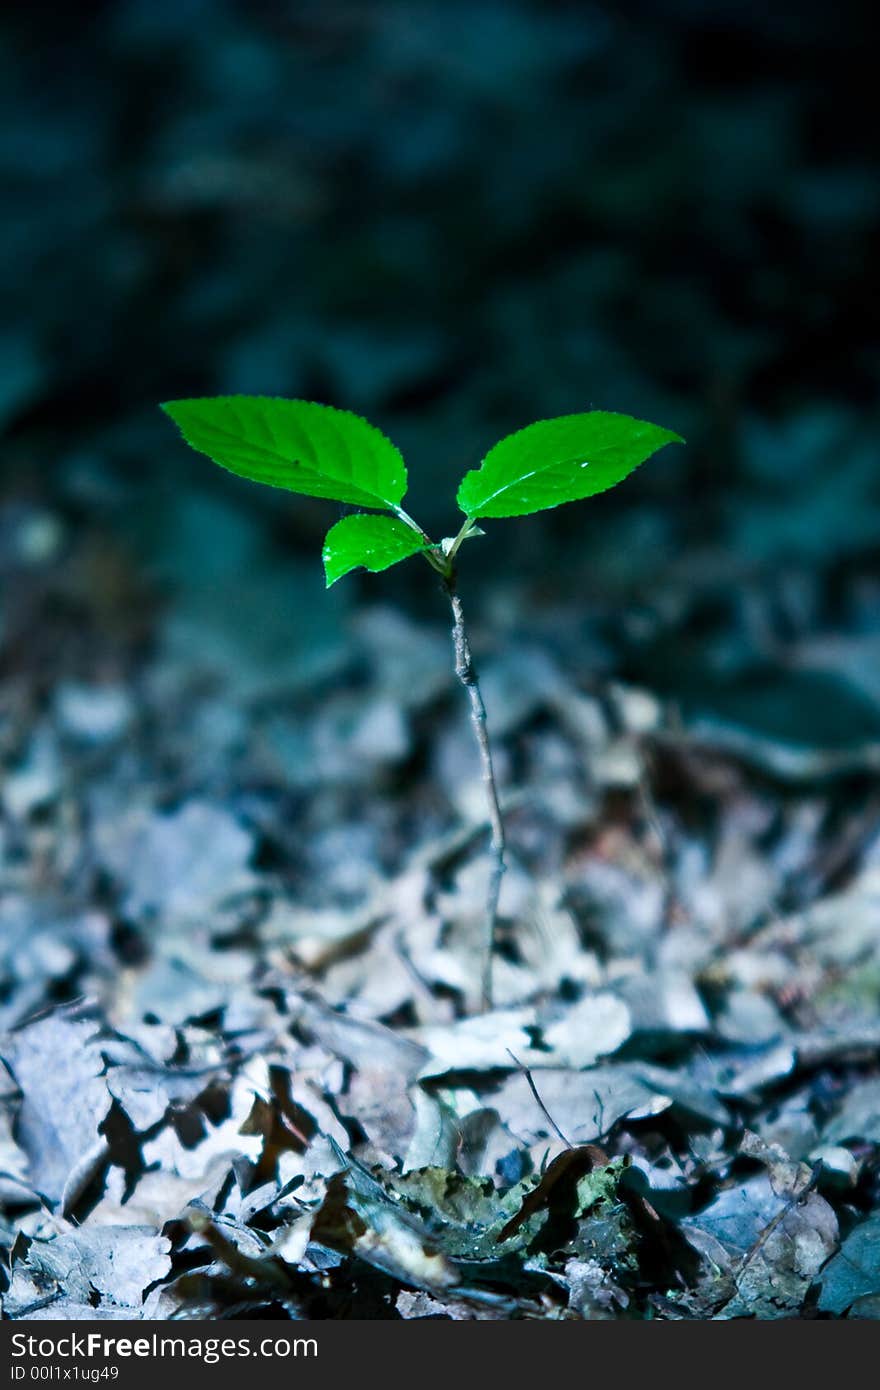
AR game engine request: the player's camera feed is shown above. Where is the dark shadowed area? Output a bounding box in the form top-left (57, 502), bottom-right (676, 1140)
top-left (1, 0), bottom-right (879, 1320)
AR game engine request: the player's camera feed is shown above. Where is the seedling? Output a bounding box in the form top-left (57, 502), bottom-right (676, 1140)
top-left (161, 397), bottom-right (682, 1006)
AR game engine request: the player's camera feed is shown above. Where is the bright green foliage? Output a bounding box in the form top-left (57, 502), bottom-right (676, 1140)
top-left (323, 513), bottom-right (428, 587)
top-left (161, 396), bottom-right (408, 511)
top-left (456, 411), bottom-right (683, 519)
top-left (161, 396), bottom-right (682, 584)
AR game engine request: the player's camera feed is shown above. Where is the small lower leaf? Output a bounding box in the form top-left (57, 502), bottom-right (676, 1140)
top-left (322, 513), bottom-right (428, 587)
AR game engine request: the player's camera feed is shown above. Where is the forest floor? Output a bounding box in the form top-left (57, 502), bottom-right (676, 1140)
top-left (2, 495), bottom-right (880, 1321)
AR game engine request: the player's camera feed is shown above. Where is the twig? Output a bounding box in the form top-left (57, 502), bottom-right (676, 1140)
top-left (442, 572), bottom-right (506, 1009)
top-left (507, 1049), bottom-right (573, 1149)
top-left (187, 1210), bottom-right (293, 1292)
top-left (734, 1162), bottom-right (822, 1287)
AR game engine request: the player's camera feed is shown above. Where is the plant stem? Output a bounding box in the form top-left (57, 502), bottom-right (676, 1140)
top-left (441, 569), bottom-right (506, 1009)
top-left (445, 515), bottom-right (479, 564)
top-left (394, 506), bottom-right (447, 571)
top-left (393, 504), bottom-right (433, 542)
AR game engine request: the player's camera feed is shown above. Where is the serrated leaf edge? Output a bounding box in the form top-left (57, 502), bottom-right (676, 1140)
top-left (456, 410), bottom-right (684, 517)
top-left (161, 396), bottom-right (409, 511)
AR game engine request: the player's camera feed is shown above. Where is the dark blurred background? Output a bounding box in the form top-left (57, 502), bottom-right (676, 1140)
top-left (2, 0), bottom-right (880, 750)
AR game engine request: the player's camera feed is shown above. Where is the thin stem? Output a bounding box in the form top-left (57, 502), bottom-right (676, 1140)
top-left (445, 515), bottom-right (478, 565)
top-left (393, 506), bottom-right (447, 572)
top-left (442, 569), bottom-right (506, 1009)
top-left (392, 504), bottom-right (433, 543)
top-left (506, 1049), bottom-right (573, 1149)
top-left (387, 502), bottom-right (501, 1002)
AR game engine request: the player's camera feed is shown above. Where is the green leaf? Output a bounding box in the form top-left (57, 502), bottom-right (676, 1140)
top-left (322, 513), bottom-right (428, 587)
top-left (161, 396), bottom-right (408, 510)
top-left (456, 411), bottom-right (683, 519)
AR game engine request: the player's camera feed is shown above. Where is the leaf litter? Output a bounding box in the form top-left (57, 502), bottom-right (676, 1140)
top-left (3, 543), bottom-right (880, 1321)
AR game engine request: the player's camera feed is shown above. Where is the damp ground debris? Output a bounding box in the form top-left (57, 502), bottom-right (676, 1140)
top-left (2, 545), bottom-right (880, 1319)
